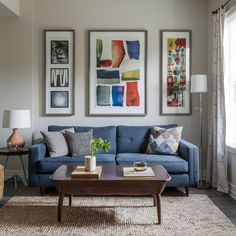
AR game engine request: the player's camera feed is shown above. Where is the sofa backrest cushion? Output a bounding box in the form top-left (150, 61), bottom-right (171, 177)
top-left (48, 126), bottom-right (116, 154)
top-left (117, 125), bottom-right (177, 153)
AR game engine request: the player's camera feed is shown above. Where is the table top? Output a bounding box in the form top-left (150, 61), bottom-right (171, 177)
top-left (0, 147), bottom-right (29, 156)
top-left (50, 164), bottom-right (171, 182)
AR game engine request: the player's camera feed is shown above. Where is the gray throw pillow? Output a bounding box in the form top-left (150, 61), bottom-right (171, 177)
top-left (65, 129), bottom-right (93, 156)
top-left (41, 128), bottom-right (75, 157)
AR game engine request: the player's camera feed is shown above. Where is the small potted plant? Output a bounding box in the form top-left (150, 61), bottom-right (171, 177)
top-left (84, 138), bottom-right (111, 172)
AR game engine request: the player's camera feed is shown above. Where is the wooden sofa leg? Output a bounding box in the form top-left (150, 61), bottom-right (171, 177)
top-left (40, 187), bottom-right (44, 196)
top-left (185, 186), bottom-right (189, 197)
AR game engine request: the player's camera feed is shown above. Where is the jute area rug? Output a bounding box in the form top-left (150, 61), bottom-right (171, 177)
top-left (0, 188), bottom-right (235, 236)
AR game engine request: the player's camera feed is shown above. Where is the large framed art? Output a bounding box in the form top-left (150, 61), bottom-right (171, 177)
top-left (160, 30), bottom-right (191, 115)
top-left (89, 30), bottom-right (147, 116)
top-left (44, 30), bottom-right (74, 116)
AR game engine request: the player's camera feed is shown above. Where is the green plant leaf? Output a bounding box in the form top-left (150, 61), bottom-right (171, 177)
top-left (90, 138), bottom-right (111, 156)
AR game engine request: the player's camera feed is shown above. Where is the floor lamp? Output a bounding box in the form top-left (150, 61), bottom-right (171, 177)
top-left (190, 75), bottom-right (208, 188)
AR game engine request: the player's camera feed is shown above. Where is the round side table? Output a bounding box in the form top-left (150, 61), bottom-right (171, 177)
top-left (0, 147), bottom-right (28, 190)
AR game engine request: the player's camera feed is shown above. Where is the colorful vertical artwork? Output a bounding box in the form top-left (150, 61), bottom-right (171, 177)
top-left (167, 38), bottom-right (186, 107)
top-left (126, 40), bottom-right (140, 59)
top-left (97, 70), bottom-right (120, 84)
top-left (122, 69), bottom-right (140, 81)
top-left (97, 85), bottom-right (110, 106)
top-left (126, 82), bottom-right (140, 106)
top-left (112, 40), bottom-right (125, 68)
top-left (90, 31), bottom-right (146, 115)
top-left (112, 86), bottom-right (124, 106)
top-left (161, 30), bottom-right (191, 115)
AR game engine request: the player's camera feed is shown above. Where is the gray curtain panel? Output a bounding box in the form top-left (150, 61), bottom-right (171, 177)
top-left (207, 7), bottom-right (228, 193)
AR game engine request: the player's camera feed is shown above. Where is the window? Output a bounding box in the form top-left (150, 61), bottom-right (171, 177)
top-left (224, 7), bottom-right (236, 148)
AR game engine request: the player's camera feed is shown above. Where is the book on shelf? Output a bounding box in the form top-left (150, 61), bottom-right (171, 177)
top-left (123, 167), bottom-right (155, 177)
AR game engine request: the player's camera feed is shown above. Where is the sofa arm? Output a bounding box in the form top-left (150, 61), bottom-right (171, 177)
top-left (28, 143), bottom-right (46, 186)
top-left (179, 139), bottom-right (199, 186)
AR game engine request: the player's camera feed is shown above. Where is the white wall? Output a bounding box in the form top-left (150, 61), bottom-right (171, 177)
top-left (0, 0), bottom-right (208, 176)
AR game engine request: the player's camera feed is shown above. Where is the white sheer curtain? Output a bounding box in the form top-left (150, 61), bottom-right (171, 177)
top-left (207, 7), bottom-right (228, 193)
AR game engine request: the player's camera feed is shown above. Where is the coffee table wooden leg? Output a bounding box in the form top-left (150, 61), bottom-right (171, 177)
top-left (69, 194), bottom-right (72, 206)
top-left (58, 192), bottom-right (64, 222)
top-left (155, 193), bottom-right (161, 225)
top-left (153, 195), bottom-right (156, 206)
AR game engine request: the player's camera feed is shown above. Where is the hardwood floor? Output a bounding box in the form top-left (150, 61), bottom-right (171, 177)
top-left (1, 178), bottom-right (236, 225)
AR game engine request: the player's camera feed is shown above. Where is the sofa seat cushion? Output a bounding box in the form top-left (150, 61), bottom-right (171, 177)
top-left (116, 153), bottom-right (188, 173)
top-left (38, 154), bottom-right (116, 174)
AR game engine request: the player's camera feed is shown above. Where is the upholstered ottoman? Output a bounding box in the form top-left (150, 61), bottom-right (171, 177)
top-left (0, 165), bottom-right (4, 200)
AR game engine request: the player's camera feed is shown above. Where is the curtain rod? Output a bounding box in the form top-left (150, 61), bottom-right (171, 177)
top-left (212, 0), bottom-right (232, 15)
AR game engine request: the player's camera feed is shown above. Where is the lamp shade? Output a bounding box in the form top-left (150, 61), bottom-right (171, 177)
top-left (191, 75), bottom-right (208, 93)
top-left (2, 110), bottom-right (31, 128)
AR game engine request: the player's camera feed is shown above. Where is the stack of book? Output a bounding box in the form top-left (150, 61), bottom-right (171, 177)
top-left (123, 167), bottom-right (155, 177)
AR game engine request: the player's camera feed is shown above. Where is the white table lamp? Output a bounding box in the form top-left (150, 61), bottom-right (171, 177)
top-left (2, 110), bottom-right (31, 149)
top-left (191, 75), bottom-right (208, 188)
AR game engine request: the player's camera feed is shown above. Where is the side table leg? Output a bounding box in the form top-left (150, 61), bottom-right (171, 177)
top-left (58, 192), bottom-right (64, 222)
top-left (13, 175), bottom-right (18, 190)
top-left (155, 193), bottom-right (161, 225)
top-left (20, 155), bottom-right (28, 186)
top-left (185, 186), bottom-right (189, 197)
top-left (4, 156), bottom-right (9, 167)
top-left (69, 195), bottom-right (72, 206)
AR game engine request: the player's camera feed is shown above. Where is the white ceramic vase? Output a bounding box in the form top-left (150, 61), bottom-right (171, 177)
top-left (84, 155), bottom-right (96, 172)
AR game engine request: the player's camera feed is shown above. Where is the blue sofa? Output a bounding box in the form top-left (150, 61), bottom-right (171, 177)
top-left (29, 125), bottom-right (199, 193)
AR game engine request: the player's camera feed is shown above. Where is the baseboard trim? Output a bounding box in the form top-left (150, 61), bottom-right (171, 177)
top-left (229, 182), bottom-right (236, 200)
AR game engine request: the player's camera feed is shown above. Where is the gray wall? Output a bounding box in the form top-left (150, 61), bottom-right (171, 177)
top-left (0, 0), bottom-right (208, 178)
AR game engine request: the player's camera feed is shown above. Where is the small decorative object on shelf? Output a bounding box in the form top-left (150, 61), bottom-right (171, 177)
top-left (134, 161), bottom-right (147, 171)
top-left (84, 138), bottom-right (111, 172)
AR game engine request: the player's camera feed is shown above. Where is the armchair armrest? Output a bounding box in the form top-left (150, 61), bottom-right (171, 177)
top-left (28, 143), bottom-right (46, 186)
top-left (179, 139), bottom-right (199, 186)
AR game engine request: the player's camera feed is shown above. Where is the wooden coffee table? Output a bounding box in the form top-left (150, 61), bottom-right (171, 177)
top-left (50, 164), bottom-right (171, 224)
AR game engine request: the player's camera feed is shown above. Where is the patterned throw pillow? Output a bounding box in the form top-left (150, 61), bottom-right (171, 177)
top-left (145, 126), bottom-right (183, 155)
top-left (65, 129), bottom-right (93, 156)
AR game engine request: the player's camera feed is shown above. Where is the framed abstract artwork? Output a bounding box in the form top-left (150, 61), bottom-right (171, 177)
top-left (160, 30), bottom-right (191, 115)
top-left (89, 30), bottom-right (147, 116)
top-left (44, 30), bottom-right (74, 116)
